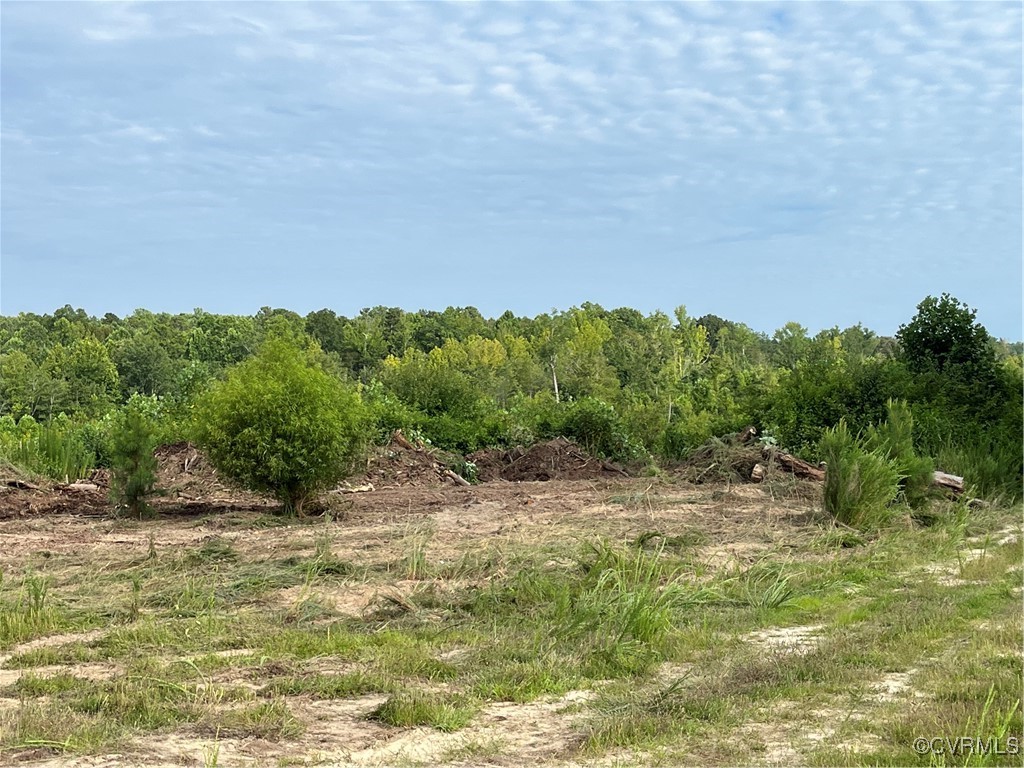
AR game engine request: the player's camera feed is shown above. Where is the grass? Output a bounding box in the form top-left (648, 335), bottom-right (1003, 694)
top-left (261, 671), bottom-right (395, 698)
top-left (0, 487), bottom-right (1019, 766)
top-left (203, 700), bottom-right (304, 741)
top-left (368, 691), bottom-right (479, 732)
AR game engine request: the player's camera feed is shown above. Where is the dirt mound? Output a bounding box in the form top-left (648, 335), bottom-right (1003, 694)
top-left (154, 442), bottom-right (267, 506)
top-left (363, 433), bottom-right (464, 489)
top-left (469, 437), bottom-right (627, 482)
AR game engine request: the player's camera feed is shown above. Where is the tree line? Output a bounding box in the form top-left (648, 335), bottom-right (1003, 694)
top-left (1, 295), bottom-right (1021, 504)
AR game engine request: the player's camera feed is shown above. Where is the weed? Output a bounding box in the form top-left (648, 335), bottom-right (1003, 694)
top-left (403, 535), bottom-right (432, 580)
top-left (202, 731), bottom-right (221, 768)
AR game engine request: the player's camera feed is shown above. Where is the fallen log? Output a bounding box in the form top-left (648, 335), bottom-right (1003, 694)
top-left (932, 471), bottom-right (964, 496)
top-left (66, 482), bottom-right (100, 492)
top-left (335, 483), bottom-right (375, 494)
top-left (750, 450), bottom-right (972, 499)
top-left (763, 448), bottom-right (825, 481)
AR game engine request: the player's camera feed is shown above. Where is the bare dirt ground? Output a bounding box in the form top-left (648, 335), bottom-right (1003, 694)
top-left (1, 444), bottom-right (1020, 768)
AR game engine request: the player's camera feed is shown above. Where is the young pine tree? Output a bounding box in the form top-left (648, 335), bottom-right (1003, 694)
top-left (109, 405), bottom-right (159, 517)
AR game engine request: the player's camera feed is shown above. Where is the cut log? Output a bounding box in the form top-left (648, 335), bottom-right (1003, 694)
top-left (3, 478), bottom-right (40, 491)
top-left (391, 430), bottom-right (416, 451)
top-left (724, 426), bottom-right (758, 446)
top-left (750, 463), bottom-right (766, 483)
top-left (764, 448), bottom-right (825, 481)
top-left (444, 469), bottom-right (472, 487)
top-left (66, 482), bottom-right (100, 492)
top-left (932, 471), bottom-right (964, 496)
top-left (336, 483), bottom-right (375, 494)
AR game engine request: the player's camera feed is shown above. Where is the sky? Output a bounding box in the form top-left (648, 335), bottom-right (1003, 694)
top-left (1, 2), bottom-right (1021, 339)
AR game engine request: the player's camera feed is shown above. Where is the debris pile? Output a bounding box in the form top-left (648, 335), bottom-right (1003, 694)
top-left (469, 437), bottom-right (627, 482)
top-left (363, 431), bottom-right (468, 489)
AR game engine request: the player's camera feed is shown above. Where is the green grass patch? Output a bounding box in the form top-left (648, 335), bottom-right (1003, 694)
top-left (369, 691), bottom-right (478, 732)
top-left (261, 671), bottom-right (395, 699)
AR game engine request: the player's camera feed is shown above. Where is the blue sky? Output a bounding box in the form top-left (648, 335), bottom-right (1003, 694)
top-left (1, 1), bottom-right (1021, 339)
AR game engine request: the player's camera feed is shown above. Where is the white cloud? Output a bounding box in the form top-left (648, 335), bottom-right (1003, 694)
top-left (2, 0), bottom-right (1020, 332)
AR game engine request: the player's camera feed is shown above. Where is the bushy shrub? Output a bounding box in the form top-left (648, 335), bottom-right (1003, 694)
top-left (363, 381), bottom-right (426, 445)
top-left (660, 407), bottom-right (715, 460)
top-left (819, 419), bottom-right (901, 529)
top-left (193, 339), bottom-right (366, 515)
top-left (508, 392), bottom-right (565, 443)
top-left (562, 398), bottom-right (646, 463)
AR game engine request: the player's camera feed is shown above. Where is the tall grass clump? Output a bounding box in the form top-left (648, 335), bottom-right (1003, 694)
top-left (863, 399), bottom-right (934, 509)
top-left (566, 541), bottom-right (712, 675)
top-left (467, 540), bottom-right (704, 677)
top-left (932, 432), bottom-right (1023, 503)
top-left (819, 419), bottom-right (901, 529)
top-left (1, 416), bottom-right (94, 482)
top-left (0, 574), bottom-right (61, 649)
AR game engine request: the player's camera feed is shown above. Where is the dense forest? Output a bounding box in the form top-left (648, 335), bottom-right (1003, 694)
top-left (1, 294), bottom-right (1021, 503)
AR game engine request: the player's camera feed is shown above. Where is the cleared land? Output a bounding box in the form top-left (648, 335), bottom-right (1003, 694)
top-left (0, 453), bottom-right (1021, 767)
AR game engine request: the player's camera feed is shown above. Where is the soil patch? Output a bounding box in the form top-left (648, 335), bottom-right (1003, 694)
top-left (0, 477), bottom-right (108, 519)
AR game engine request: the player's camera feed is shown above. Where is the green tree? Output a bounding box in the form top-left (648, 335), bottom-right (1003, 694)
top-left (186, 310), bottom-right (257, 368)
top-left (109, 396), bottom-right (160, 517)
top-left (113, 333), bottom-right (175, 397)
top-left (771, 321), bottom-right (811, 369)
top-left (896, 294), bottom-right (996, 377)
top-left (0, 351), bottom-right (67, 419)
top-left (192, 339), bottom-right (365, 515)
top-left (43, 338), bottom-right (120, 417)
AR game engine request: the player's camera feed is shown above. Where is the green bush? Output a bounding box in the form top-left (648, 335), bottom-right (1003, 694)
top-left (660, 407), bottom-right (715, 460)
top-left (508, 392), bottom-right (565, 444)
top-left (192, 339), bottom-right (366, 515)
top-left (932, 431), bottom-right (1023, 503)
top-left (819, 419), bottom-right (901, 529)
top-left (422, 410), bottom-right (511, 453)
top-left (561, 398), bottom-right (645, 462)
top-left (362, 381), bottom-right (425, 445)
